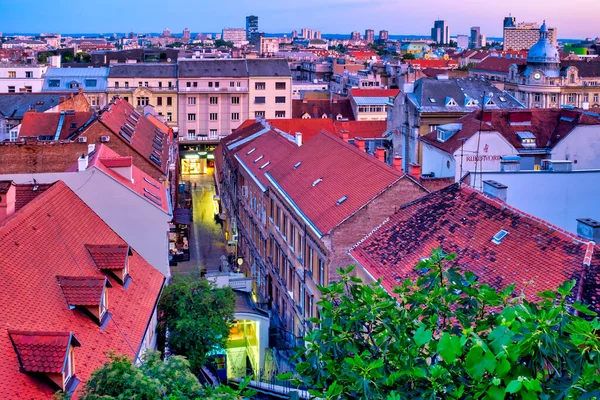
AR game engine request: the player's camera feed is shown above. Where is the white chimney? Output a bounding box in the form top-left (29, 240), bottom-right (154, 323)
top-left (295, 132), bottom-right (303, 147)
top-left (483, 180), bottom-right (508, 202)
top-left (78, 154), bottom-right (89, 172)
top-left (87, 144), bottom-right (96, 154)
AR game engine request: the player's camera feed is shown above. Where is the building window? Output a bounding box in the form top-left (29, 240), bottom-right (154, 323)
top-left (255, 96), bottom-right (266, 104)
top-left (232, 96), bottom-right (240, 104)
top-left (167, 112), bottom-right (172, 122)
top-left (429, 124), bottom-right (439, 132)
top-left (114, 82), bottom-right (120, 89)
top-left (275, 96), bottom-right (286, 104)
top-left (24, 86), bottom-right (32, 93)
top-left (8, 71), bottom-right (16, 78)
top-left (25, 71), bottom-right (33, 78)
top-left (137, 97), bottom-right (149, 106)
top-left (123, 96), bottom-right (129, 103)
top-left (168, 82), bottom-right (173, 88)
top-left (255, 82), bottom-right (266, 90)
top-left (138, 82), bottom-right (142, 87)
top-left (144, 81), bottom-right (149, 87)
top-left (208, 82), bottom-right (213, 88)
top-left (187, 82), bottom-right (191, 87)
top-left (534, 93), bottom-right (541, 103)
top-left (158, 81), bottom-right (163, 88)
top-left (276, 82), bottom-right (286, 90)
top-left (157, 97), bottom-right (163, 106)
top-left (125, 82), bottom-right (129, 88)
top-left (210, 113), bottom-right (218, 121)
top-left (318, 258), bottom-right (325, 286)
top-left (65, 347), bottom-right (75, 383)
top-left (167, 97), bottom-right (172, 106)
top-left (215, 82), bottom-right (220, 88)
top-left (193, 82), bottom-right (198, 87)
top-left (7, 86), bottom-right (15, 93)
top-left (49, 79), bottom-right (60, 87)
top-left (209, 96), bottom-right (218, 105)
top-left (69, 82), bottom-right (79, 89)
top-left (188, 97), bottom-right (196, 105)
top-left (231, 112), bottom-right (240, 121)
top-left (570, 74), bottom-right (575, 84)
top-left (584, 94), bottom-right (589, 102)
top-left (188, 113), bottom-right (196, 121)
top-left (551, 93), bottom-right (557, 103)
top-left (209, 129), bottom-right (218, 139)
top-left (230, 81), bottom-right (235, 87)
top-left (187, 130), bottom-right (196, 139)
top-left (255, 111), bottom-right (265, 117)
top-left (595, 94), bottom-right (599, 103)
top-left (275, 111), bottom-right (286, 118)
top-left (568, 93), bottom-right (576, 103)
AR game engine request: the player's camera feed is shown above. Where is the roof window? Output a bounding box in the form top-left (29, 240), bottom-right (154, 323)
top-left (336, 196), bottom-right (348, 205)
top-left (57, 275), bottom-right (111, 325)
top-left (253, 155), bottom-right (264, 163)
top-left (293, 161), bottom-right (302, 169)
top-left (491, 230), bottom-right (509, 244)
top-left (259, 161), bottom-right (270, 170)
top-left (246, 147), bottom-right (256, 155)
top-left (86, 244), bottom-right (131, 284)
top-left (312, 178), bottom-right (323, 186)
top-left (429, 97), bottom-right (436, 103)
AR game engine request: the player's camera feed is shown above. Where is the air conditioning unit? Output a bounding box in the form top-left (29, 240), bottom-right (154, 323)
top-left (78, 137), bottom-right (87, 143)
top-left (101, 136), bottom-right (110, 142)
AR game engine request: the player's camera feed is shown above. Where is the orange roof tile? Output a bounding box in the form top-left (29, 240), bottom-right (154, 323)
top-left (57, 276), bottom-right (108, 307)
top-left (8, 331), bottom-right (79, 374)
top-left (86, 244), bottom-right (128, 270)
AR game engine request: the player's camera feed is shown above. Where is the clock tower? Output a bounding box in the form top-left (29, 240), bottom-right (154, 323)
top-left (524, 21), bottom-right (560, 83)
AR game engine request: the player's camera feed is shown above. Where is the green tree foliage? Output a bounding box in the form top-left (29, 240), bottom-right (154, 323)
top-left (61, 50), bottom-right (74, 63)
top-left (37, 52), bottom-right (54, 63)
top-left (402, 53), bottom-right (416, 60)
top-left (53, 351), bottom-right (252, 400)
top-left (158, 275), bottom-right (236, 374)
top-left (291, 249), bottom-right (600, 399)
top-left (214, 39), bottom-right (234, 49)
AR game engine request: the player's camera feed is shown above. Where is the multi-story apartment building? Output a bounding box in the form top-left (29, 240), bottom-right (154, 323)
top-left (177, 59), bottom-right (292, 174)
top-left (42, 67), bottom-right (109, 110)
top-left (0, 64), bottom-right (48, 93)
top-left (503, 20), bottom-right (557, 50)
top-left (222, 28), bottom-right (248, 47)
top-left (364, 29), bottom-right (375, 43)
top-left (107, 64), bottom-right (178, 127)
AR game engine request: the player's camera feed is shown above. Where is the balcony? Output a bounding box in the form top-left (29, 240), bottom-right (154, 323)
top-left (178, 133), bottom-right (228, 143)
top-left (107, 86), bottom-right (178, 93)
top-left (178, 86), bottom-right (249, 93)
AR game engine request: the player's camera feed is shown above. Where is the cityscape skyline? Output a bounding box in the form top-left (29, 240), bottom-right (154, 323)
top-left (1, 0), bottom-right (599, 39)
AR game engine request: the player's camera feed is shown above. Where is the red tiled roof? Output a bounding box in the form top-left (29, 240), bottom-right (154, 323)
top-left (8, 331), bottom-right (79, 374)
top-left (86, 244), bottom-right (128, 270)
top-left (95, 97), bottom-right (170, 174)
top-left (350, 88), bottom-right (401, 98)
top-left (100, 156), bottom-right (132, 168)
top-left (408, 59), bottom-right (459, 69)
top-left (421, 109), bottom-right (600, 154)
top-left (236, 130), bottom-right (296, 189)
top-left (57, 276), bottom-right (108, 307)
top-left (15, 183), bottom-right (53, 211)
top-left (267, 130), bottom-right (406, 234)
top-left (472, 57), bottom-right (526, 73)
top-left (350, 184), bottom-right (600, 310)
top-left (0, 181), bottom-right (164, 398)
top-left (337, 120), bottom-right (387, 139)
top-left (19, 111), bottom-right (92, 140)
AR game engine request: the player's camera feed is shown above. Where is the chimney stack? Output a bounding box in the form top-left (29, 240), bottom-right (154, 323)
top-left (341, 130), bottom-right (349, 142)
top-left (87, 144), bottom-right (96, 154)
top-left (577, 218), bottom-right (600, 242)
top-left (482, 180), bottom-right (508, 202)
top-left (0, 181), bottom-right (16, 223)
top-left (392, 155), bottom-right (403, 172)
top-left (78, 154), bottom-right (89, 172)
top-left (354, 137), bottom-right (365, 152)
top-left (375, 147), bottom-right (386, 163)
top-left (295, 132), bottom-right (303, 147)
top-left (408, 163), bottom-right (422, 180)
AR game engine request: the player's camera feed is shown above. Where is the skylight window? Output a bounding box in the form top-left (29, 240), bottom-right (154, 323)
top-left (336, 196), bottom-right (348, 205)
top-left (429, 97), bottom-right (436, 103)
top-left (247, 148), bottom-right (256, 155)
top-left (294, 161), bottom-right (302, 169)
top-left (491, 230), bottom-right (509, 244)
top-left (312, 178), bottom-right (323, 186)
top-left (499, 96), bottom-right (506, 102)
top-left (253, 155), bottom-right (264, 163)
top-left (259, 161), bottom-right (270, 170)
top-left (144, 177), bottom-right (160, 189)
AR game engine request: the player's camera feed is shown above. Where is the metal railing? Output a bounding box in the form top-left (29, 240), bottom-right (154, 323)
top-left (178, 86), bottom-right (249, 93)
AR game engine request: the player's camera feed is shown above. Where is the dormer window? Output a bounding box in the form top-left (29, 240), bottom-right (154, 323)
top-left (517, 132), bottom-right (536, 148)
top-left (445, 97), bottom-right (457, 107)
top-left (465, 97), bottom-right (478, 107)
top-left (336, 114), bottom-right (343, 120)
top-left (8, 331), bottom-right (81, 392)
top-left (321, 113), bottom-right (328, 119)
top-left (486, 98), bottom-right (497, 107)
top-left (85, 244), bottom-right (131, 285)
top-left (57, 276), bottom-right (112, 324)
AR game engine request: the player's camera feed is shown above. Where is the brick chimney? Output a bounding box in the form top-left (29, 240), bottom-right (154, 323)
top-left (392, 155), bottom-right (403, 172)
top-left (340, 130), bottom-right (349, 142)
top-left (408, 163), bottom-right (421, 180)
top-left (354, 137), bottom-right (365, 152)
top-left (375, 147), bottom-right (386, 163)
top-left (0, 182), bottom-right (16, 223)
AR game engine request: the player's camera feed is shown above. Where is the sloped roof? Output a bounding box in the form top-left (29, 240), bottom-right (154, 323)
top-left (246, 59), bottom-right (291, 77)
top-left (266, 130), bottom-right (407, 234)
top-left (42, 68), bottom-right (109, 92)
top-left (561, 59), bottom-right (600, 78)
top-left (291, 98), bottom-right (354, 120)
top-left (471, 57), bottom-right (527, 73)
top-left (56, 276), bottom-right (109, 307)
top-left (350, 88), bottom-right (400, 98)
top-left (8, 331), bottom-right (79, 374)
top-left (15, 183), bottom-right (53, 211)
top-left (0, 93), bottom-right (67, 120)
top-left (178, 59), bottom-right (248, 78)
top-left (421, 109), bottom-right (600, 154)
top-left (95, 97), bottom-right (170, 175)
top-left (0, 181), bottom-right (164, 398)
top-left (19, 111), bottom-right (93, 140)
top-left (108, 63), bottom-right (177, 78)
top-left (86, 244), bottom-right (129, 270)
top-left (350, 184), bottom-right (600, 311)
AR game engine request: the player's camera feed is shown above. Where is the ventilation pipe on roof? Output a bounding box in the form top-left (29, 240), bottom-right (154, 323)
top-left (354, 137), bottom-right (366, 152)
top-left (0, 182), bottom-right (16, 223)
top-left (341, 130), bottom-right (349, 142)
top-left (295, 132), bottom-right (302, 147)
top-left (375, 147), bottom-right (386, 163)
top-left (577, 218), bottom-right (600, 242)
top-left (408, 163), bottom-right (422, 180)
top-left (78, 154), bottom-right (89, 172)
top-left (483, 180), bottom-right (508, 202)
top-left (393, 155), bottom-right (403, 172)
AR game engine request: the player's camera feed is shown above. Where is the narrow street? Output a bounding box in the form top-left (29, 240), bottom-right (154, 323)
top-left (171, 172), bottom-right (227, 275)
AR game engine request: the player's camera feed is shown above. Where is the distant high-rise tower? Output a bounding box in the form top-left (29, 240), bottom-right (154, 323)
top-left (379, 30), bottom-right (389, 42)
top-left (504, 15), bottom-right (516, 28)
top-left (301, 28), bottom-right (309, 39)
top-left (308, 29), bottom-right (314, 39)
top-left (469, 26), bottom-right (481, 48)
top-left (246, 15), bottom-right (259, 39)
top-left (365, 29), bottom-right (375, 43)
top-left (315, 30), bottom-right (322, 39)
top-left (431, 20), bottom-right (449, 44)
top-left (291, 30), bottom-right (298, 39)
top-left (350, 31), bottom-right (361, 41)
top-left (182, 28), bottom-right (190, 42)
top-left (163, 28), bottom-right (171, 37)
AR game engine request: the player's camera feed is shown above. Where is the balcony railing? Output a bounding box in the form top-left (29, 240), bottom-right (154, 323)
top-left (178, 134), bottom-right (228, 143)
top-left (107, 86), bottom-right (178, 92)
top-left (178, 86), bottom-right (249, 93)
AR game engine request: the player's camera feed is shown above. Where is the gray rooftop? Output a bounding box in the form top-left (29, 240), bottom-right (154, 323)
top-left (409, 77), bottom-right (523, 113)
top-left (177, 58), bottom-right (291, 78)
top-left (108, 63), bottom-right (177, 78)
top-left (0, 93), bottom-right (67, 120)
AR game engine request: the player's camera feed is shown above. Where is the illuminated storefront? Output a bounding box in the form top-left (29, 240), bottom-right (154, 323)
top-left (179, 144), bottom-right (216, 175)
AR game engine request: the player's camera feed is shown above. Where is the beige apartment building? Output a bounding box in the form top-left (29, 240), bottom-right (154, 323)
top-left (504, 22), bottom-right (557, 50)
top-left (106, 64), bottom-right (178, 128)
top-left (247, 60), bottom-right (293, 120)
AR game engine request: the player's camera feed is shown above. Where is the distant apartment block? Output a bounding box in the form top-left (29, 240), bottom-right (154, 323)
top-left (222, 28), bottom-right (248, 47)
top-left (365, 29), bottom-right (375, 43)
top-left (504, 21), bottom-right (557, 50)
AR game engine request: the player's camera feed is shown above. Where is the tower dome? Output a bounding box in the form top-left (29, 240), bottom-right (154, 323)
top-left (527, 21), bottom-right (559, 64)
